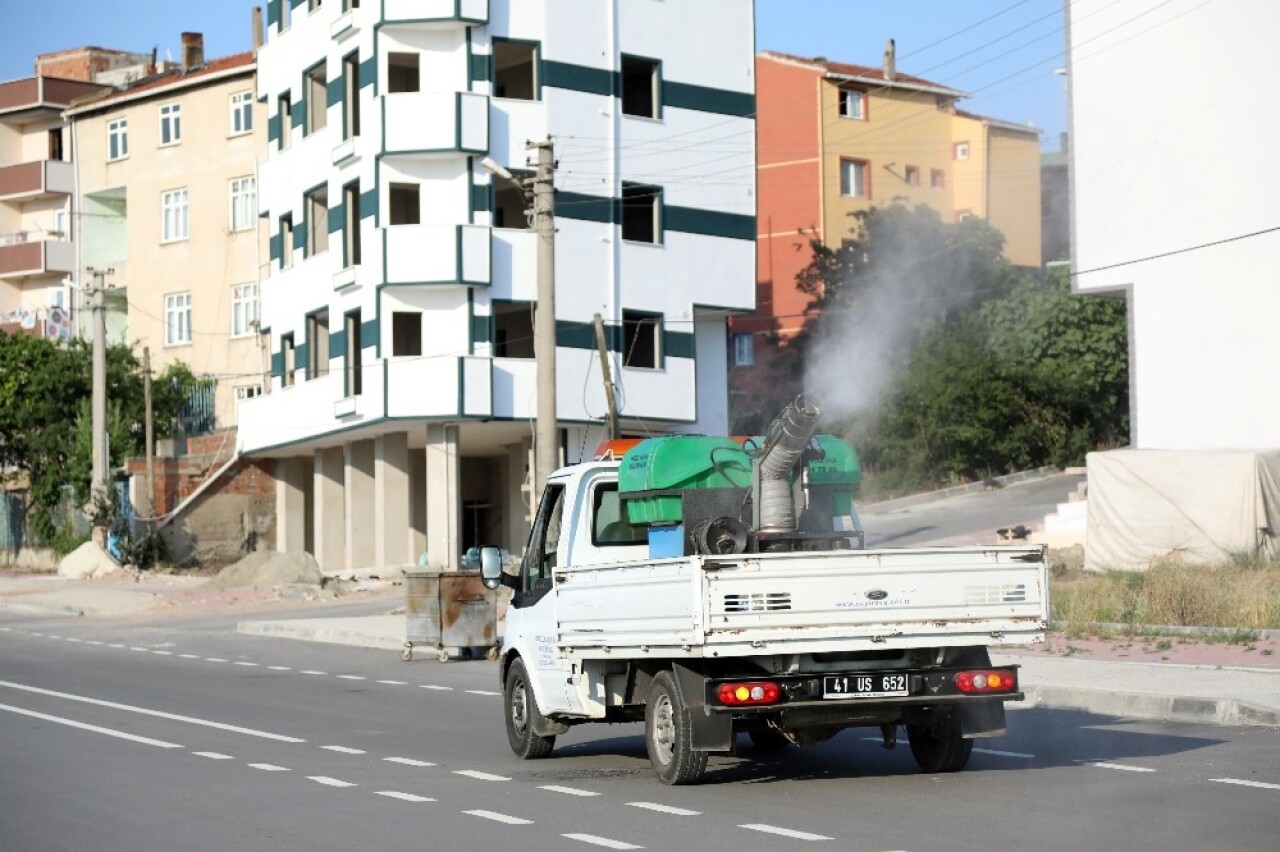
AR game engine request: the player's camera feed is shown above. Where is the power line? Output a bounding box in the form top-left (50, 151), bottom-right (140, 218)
top-left (1069, 226), bottom-right (1280, 277)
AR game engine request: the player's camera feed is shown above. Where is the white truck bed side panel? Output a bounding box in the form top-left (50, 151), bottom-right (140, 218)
top-left (555, 559), bottom-right (706, 649)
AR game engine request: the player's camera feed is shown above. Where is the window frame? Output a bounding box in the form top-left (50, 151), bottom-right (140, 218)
top-left (277, 93), bottom-right (292, 150)
top-left (342, 180), bottom-right (361, 267)
top-left (391, 311), bottom-right (422, 357)
top-left (161, 187), bottom-right (190, 243)
top-left (620, 182), bottom-right (663, 244)
top-left (230, 89), bottom-right (254, 136)
top-left (164, 291), bottom-right (193, 346)
top-left (387, 51), bottom-right (420, 94)
top-left (492, 300), bottom-right (535, 359)
top-left (838, 158), bottom-right (870, 198)
top-left (491, 38), bottom-right (540, 101)
top-left (388, 182), bottom-right (421, 226)
top-left (904, 165), bottom-right (920, 187)
top-left (839, 88), bottom-right (867, 120)
top-left (107, 118), bottom-right (129, 161)
top-left (620, 54), bottom-right (662, 120)
top-left (158, 102), bottom-right (182, 146)
top-left (342, 52), bottom-right (361, 140)
top-left (304, 184), bottom-right (329, 257)
top-left (229, 175), bottom-right (257, 233)
top-left (590, 482), bottom-right (648, 547)
top-left (304, 60), bottom-right (328, 135)
top-left (231, 282), bottom-right (259, 338)
top-left (953, 141), bottom-right (970, 161)
top-left (344, 309), bottom-right (363, 397)
top-left (930, 168), bottom-right (946, 189)
top-left (622, 309), bottom-right (663, 370)
top-left (732, 332), bottom-right (754, 367)
top-left (280, 213), bottom-right (295, 268)
top-left (307, 310), bottom-right (330, 379)
top-left (281, 332), bottom-right (296, 387)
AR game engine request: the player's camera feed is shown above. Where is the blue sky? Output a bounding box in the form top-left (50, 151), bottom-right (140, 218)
top-left (1, 1), bottom-right (1067, 149)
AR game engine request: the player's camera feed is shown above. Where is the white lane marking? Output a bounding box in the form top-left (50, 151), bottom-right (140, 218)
top-left (454, 770), bottom-right (510, 782)
top-left (107, 644), bottom-right (125, 649)
top-left (627, 802), bottom-right (700, 816)
top-left (308, 776), bottom-right (357, 788)
top-left (0, 702), bottom-right (182, 749)
top-left (47, 634), bottom-right (62, 639)
top-left (464, 810), bottom-right (532, 825)
top-left (65, 638), bottom-right (82, 643)
top-left (204, 658), bottom-right (229, 663)
top-left (152, 650), bottom-right (173, 656)
top-left (0, 627), bottom-right (10, 632)
top-left (233, 661), bottom-right (259, 667)
top-left (129, 647), bottom-right (149, 652)
top-left (466, 689), bottom-right (501, 696)
top-left (321, 745), bottom-right (366, 754)
top-left (1211, 777), bottom-right (1280, 791)
top-left (376, 791), bottom-right (436, 803)
top-left (249, 764), bottom-right (290, 772)
top-left (740, 824), bottom-right (832, 842)
top-left (178, 654), bottom-right (200, 659)
top-left (0, 680), bottom-right (307, 743)
top-left (268, 666), bottom-right (292, 671)
top-left (337, 675), bottom-right (365, 681)
top-left (540, 785), bottom-right (600, 797)
top-left (301, 670), bottom-right (327, 675)
top-left (563, 834), bottom-right (642, 850)
top-left (420, 685), bottom-right (453, 691)
top-left (30, 632), bottom-right (45, 637)
top-left (377, 680), bottom-right (407, 685)
top-left (974, 747), bottom-right (1035, 759)
top-left (1087, 762), bottom-right (1156, 773)
top-left (85, 640), bottom-right (104, 646)
top-left (384, 757), bottom-right (436, 767)
top-left (193, 752), bottom-right (235, 760)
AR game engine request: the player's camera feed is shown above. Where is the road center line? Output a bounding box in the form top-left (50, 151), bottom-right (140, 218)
top-left (384, 757), bottom-right (436, 767)
top-left (1087, 762), bottom-right (1156, 773)
top-left (336, 675), bottom-right (365, 681)
top-left (152, 650), bottom-right (173, 656)
top-left (321, 745), bottom-right (366, 754)
top-left (464, 810), bottom-right (532, 825)
top-left (0, 702), bottom-right (183, 749)
top-left (420, 685), bottom-right (453, 691)
top-left (466, 690), bottom-right (500, 696)
top-left (1211, 777), bottom-right (1280, 791)
top-left (204, 658), bottom-right (228, 663)
top-left (308, 776), bottom-right (357, 788)
top-left (268, 666), bottom-right (292, 671)
top-left (377, 680), bottom-right (407, 685)
top-left (974, 747), bottom-right (1035, 759)
top-left (540, 785), bottom-right (600, 797)
top-left (626, 802), bottom-right (700, 816)
top-left (233, 661), bottom-right (259, 667)
top-left (563, 834), bottom-right (642, 850)
top-left (249, 763), bottom-right (290, 772)
top-left (740, 824), bottom-right (832, 842)
top-left (177, 654), bottom-right (200, 659)
top-left (193, 752), bottom-right (235, 760)
top-left (376, 791), bottom-right (435, 803)
top-left (65, 638), bottom-right (82, 643)
top-left (0, 679), bottom-right (307, 743)
top-left (454, 770), bottom-right (510, 782)
top-left (300, 670), bottom-right (328, 675)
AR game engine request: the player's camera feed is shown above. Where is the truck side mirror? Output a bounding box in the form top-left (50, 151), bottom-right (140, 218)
top-left (479, 546), bottom-right (504, 590)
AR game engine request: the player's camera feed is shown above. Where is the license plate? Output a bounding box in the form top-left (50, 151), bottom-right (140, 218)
top-left (823, 672), bottom-right (909, 699)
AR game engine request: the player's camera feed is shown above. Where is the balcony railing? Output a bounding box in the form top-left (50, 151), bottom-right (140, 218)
top-left (383, 224), bottom-right (490, 287)
top-left (0, 160), bottom-right (74, 201)
top-left (381, 0), bottom-right (488, 27)
top-left (0, 233), bottom-right (74, 278)
top-left (381, 91), bottom-right (488, 157)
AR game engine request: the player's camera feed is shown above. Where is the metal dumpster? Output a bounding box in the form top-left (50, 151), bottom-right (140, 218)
top-left (402, 569), bottom-right (500, 662)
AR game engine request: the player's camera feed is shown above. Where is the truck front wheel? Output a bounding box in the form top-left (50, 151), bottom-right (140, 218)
top-left (906, 706), bottom-right (972, 773)
top-left (645, 671), bottom-right (708, 785)
top-left (504, 658), bottom-right (555, 759)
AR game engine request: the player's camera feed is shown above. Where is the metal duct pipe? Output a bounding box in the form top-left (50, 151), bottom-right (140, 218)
top-left (754, 394), bottom-right (821, 533)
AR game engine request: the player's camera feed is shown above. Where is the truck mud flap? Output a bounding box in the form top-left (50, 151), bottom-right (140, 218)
top-left (959, 698), bottom-right (1007, 738)
top-left (671, 662), bottom-right (733, 752)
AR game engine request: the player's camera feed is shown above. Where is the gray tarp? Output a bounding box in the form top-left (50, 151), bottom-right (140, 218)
top-left (1085, 449), bottom-right (1280, 571)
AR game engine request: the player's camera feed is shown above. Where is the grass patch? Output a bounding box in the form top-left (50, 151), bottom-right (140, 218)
top-left (1051, 555), bottom-right (1280, 634)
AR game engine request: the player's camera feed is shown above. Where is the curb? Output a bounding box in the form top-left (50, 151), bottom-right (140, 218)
top-left (859, 466), bottom-right (1065, 513)
top-left (1020, 685), bottom-right (1280, 728)
top-left (236, 620), bottom-right (405, 652)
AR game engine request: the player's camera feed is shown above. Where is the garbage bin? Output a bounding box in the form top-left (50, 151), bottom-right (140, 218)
top-left (402, 569), bottom-right (500, 662)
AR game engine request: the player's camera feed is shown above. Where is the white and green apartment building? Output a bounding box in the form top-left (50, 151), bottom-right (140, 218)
top-left (241, 0), bottom-right (756, 572)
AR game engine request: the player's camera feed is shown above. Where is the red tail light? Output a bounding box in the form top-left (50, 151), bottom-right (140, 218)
top-left (954, 669), bottom-right (1017, 694)
top-left (716, 681), bottom-right (782, 706)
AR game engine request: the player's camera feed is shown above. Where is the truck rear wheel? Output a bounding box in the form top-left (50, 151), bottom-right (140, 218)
top-left (646, 671), bottom-right (708, 785)
top-left (906, 706), bottom-right (972, 773)
top-left (504, 658), bottom-right (555, 759)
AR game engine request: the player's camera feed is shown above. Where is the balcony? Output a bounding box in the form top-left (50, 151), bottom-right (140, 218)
top-left (381, 91), bottom-right (488, 157)
top-left (383, 224), bottom-right (490, 287)
top-left (381, 0), bottom-right (487, 28)
top-left (386, 355), bottom-right (492, 418)
top-left (0, 233), bottom-right (74, 279)
top-left (0, 160), bottom-right (73, 202)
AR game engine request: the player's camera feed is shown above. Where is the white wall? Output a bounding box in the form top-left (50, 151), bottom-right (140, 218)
top-left (1070, 0), bottom-right (1280, 449)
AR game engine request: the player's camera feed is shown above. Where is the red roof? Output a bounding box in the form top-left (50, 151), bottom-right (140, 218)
top-left (761, 51), bottom-right (966, 98)
top-left (68, 51), bottom-right (254, 112)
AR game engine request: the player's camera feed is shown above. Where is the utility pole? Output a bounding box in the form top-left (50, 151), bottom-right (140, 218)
top-left (529, 138), bottom-right (558, 504)
top-left (592, 313), bottom-right (619, 440)
top-left (86, 267), bottom-right (113, 501)
top-left (143, 347), bottom-right (155, 529)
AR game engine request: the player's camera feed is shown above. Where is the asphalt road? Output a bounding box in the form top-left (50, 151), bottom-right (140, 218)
top-left (3, 615), bottom-right (1278, 852)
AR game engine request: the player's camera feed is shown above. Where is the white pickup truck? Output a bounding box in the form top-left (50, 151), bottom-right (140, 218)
top-left (480, 399), bottom-right (1049, 785)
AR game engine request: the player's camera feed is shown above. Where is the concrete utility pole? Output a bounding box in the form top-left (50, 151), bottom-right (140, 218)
top-left (529, 138), bottom-right (558, 504)
top-left (143, 346), bottom-right (155, 527)
top-left (592, 313), bottom-right (619, 440)
top-left (86, 267), bottom-right (113, 500)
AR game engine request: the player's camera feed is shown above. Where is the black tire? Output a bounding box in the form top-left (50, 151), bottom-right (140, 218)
top-left (504, 658), bottom-right (555, 759)
top-left (645, 671), bottom-right (708, 785)
top-left (747, 728), bottom-right (790, 751)
top-left (906, 706), bottom-right (973, 773)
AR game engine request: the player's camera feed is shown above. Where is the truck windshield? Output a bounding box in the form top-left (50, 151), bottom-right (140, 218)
top-left (591, 482), bottom-right (648, 546)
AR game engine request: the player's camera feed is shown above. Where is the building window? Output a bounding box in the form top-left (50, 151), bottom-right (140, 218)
top-left (281, 333), bottom-right (296, 386)
top-left (732, 332), bottom-right (754, 367)
top-left (230, 90), bottom-right (253, 135)
top-left (392, 311), bottom-right (421, 357)
top-left (165, 292), bottom-right (192, 346)
top-left (107, 118), bottom-right (128, 160)
top-left (492, 169), bottom-right (531, 229)
top-left (621, 55), bottom-right (660, 118)
top-left (839, 88), bottom-right (866, 120)
top-left (345, 310), bottom-right (362, 396)
top-left (231, 283), bottom-right (259, 337)
top-left (309, 0), bottom-right (322, 11)
top-left (278, 94), bottom-right (292, 149)
top-left (930, 168), bottom-right (946, 189)
top-left (905, 165), bottom-right (920, 187)
top-left (159, 103), bottom-right (182, 145)
top-left (388, 52), bottom-right (420, 93)
top-left (955, 209), bottom-right (974, 222)
top-left (621, 182), bottom-right (661, 244)
top-left (342, 0), bottom-right (360, 9)
top-left (493, 39), bottom-right (538, 100)
top-left (839, 159), bottom-right (869, 198)
top-left (343, 182), bottom-right (361, 266)
top-left (389, 183), bottom-right (420, 226)
top-left (280, 213), bottom-right (294, 268)
top-left (281, 0), bottom-right (291, 29)
top-left (235, 384), bottom-right (263, 400)
top-left (342, 53), bottom-right (360, 140)
top-left (308, 311), bottom-right (330, 379)
top-left (622, 310), bottom-right (661, 369)
top-left (493, 301), bottom-right (534, 358)
top-left (229, 176), bottom-right (257, 232)
top-left (306, 62), bottom-right (328, 134)
top-left (161, 188), bottom-right (189, 242)
top-left (305, 186), bottom-right (329, 256)
top-left (953, 141), bottom-right (970, 161)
